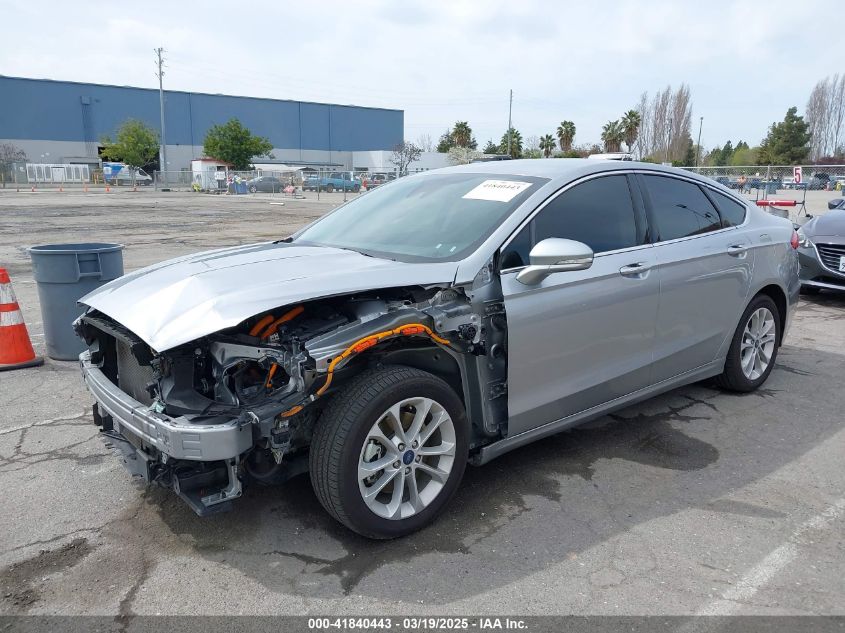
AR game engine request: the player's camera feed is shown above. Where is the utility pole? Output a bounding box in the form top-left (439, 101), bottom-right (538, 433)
top-left (507, 89), bottom-right (513, 157)
top-left (155, 47), bottom-right (168, 181)
top-left (695, 116), bottom-right (703, 167)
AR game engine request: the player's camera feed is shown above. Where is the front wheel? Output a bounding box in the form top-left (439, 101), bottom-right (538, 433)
top-left (326, 184), bottom-right (334, 193)
top-left (715, 295), bottom-right (781, 392)
top-left (309, 365), bottom-right (468, 539)
top-left (249, 185), bottom-right (257, 193)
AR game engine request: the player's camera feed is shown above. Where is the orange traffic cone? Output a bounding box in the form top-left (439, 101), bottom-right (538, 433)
top-left (0, 268), bottom-right (44, 371)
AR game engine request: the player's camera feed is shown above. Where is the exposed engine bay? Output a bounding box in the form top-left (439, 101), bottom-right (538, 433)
top-left (75, 264), bottom-right (508, 516)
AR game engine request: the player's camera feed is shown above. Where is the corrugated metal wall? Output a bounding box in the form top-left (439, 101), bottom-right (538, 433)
top-left (0, 76), bottom-right (403, 152)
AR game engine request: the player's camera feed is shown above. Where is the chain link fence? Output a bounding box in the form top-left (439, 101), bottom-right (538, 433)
top-left (152, 167), bottom-right (405, 202)
top-left (682, 165), bottom-right (845, 195)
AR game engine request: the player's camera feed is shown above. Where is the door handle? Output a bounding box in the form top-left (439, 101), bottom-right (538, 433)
top-left (619, 262), bottom-right (652, 276)
top-left (727, 243), bottom-right (748, 256)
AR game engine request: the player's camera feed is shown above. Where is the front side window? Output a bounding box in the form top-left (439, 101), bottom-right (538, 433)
top-left (641, 175), bottom-right (722, 241)
top-left (500, 175), bottom-right (640, 269)
top-left (295, 173), bottom-right (547, 262)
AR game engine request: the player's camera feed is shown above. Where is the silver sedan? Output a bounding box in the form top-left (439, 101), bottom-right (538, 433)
top-left (76, 160), bottom-right (800, 538)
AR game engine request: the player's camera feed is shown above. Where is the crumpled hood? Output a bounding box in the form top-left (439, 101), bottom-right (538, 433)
top-left (805, 209), bottom-right (845, 238)
top-left (80, 242), bottom-right (458, 351)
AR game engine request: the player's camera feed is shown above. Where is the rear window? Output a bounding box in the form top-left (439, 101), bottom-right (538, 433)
top-left (641, 175), bottom-right (722, 241)
top-left (709, 190), bottom-right (747, 227)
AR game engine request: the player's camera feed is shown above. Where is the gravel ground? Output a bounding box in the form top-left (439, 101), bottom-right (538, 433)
top-left (0, 189), bottom-right (843, 619)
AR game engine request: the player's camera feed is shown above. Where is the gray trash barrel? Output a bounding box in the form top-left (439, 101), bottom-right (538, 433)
top-left (28, 243), bottom-right (124, 360)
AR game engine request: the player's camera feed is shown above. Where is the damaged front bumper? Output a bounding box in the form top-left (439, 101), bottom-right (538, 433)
top-left (80, 350), bottom-right (252, 515)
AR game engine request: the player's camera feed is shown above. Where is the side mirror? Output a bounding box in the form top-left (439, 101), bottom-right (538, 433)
top-left (516, 238), bottom-right (594, 285)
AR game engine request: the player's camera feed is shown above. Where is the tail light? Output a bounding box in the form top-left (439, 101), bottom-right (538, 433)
top-left (790, 230), bottom-right (800, 249)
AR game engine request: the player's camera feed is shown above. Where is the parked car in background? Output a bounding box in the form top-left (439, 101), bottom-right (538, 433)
top-left (367, 173), bottom-right (389, 188)
top-left (246, 176), bottom-right (285, 193)
top-left (75, 160), bottom-right (799, 538)
top-left (303, 171), bottom-right (361, 192)
top-left (827, 198), bottom-right (845, 211)
top-left (796, 207), bottom-right (845, 293)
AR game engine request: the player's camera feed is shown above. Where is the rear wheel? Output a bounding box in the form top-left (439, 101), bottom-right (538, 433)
top-left (326, 184), bottom-right (334, 193)
top-left (249, 185), bottom-right (257, 193)
top-left (715, 295), bottom-right (780, 392)
top-left (309, 365), bottom-right (468, 539)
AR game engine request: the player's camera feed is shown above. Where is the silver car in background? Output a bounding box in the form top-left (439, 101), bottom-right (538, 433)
top-left (76, 160), bottom-right (800, 538)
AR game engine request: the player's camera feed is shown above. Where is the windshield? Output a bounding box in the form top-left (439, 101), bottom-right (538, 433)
top-left (294, 173), bottom-right (547, 262)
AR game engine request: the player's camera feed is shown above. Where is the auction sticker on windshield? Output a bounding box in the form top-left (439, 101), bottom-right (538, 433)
top-left (463, 180), bottom-right (533, 202)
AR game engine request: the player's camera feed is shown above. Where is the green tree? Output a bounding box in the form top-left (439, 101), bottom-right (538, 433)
top-left (482, 139), bottom-right (499, 154)
top-left (539, 134), bottom-right (556, 158)
top-left (620, 110), bottom-right (642, 153)
top-left (499, 128), bottom-right (523, 158)
top-left (601, 120), bottom-right (624, 152)
top-left (436, 128), bottom-right (454, 153)
top-left (756, 107), bottom-right (811, 165)
top-left (100, 119), bottom-right (159, 172)
top-left (451, 121), bottom-right (475, 148)
top-left (203, 118), bottom-right (273, 170)
top-left (731, 146), bottom-right (758, 166)
top-left (556, 120), bottom-right (576, 152)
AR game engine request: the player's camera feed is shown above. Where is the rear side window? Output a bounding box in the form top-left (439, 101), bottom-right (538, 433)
top-left (709, 190), bottom-right (747, 227)
top-left (641, 175), bottom-right (722, 241)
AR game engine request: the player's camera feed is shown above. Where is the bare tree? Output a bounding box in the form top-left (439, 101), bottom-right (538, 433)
top-left (636, 84), bottom-right (692, 163)
top-left (0, 143), bottom-right (27, 188)
top-left (416, 133), bottom-right (433, 153)
top-left (807, 74), bottom-right (845, 160)
top-left (390, 141), bottom-right (422, 176)
top-left (524, 135), bottom-right (540, 152)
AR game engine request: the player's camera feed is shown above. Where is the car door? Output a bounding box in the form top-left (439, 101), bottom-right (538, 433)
top-left (500, 173), bottom-right (660, 436)
top-left (636, 173), bottom-right (754, 382)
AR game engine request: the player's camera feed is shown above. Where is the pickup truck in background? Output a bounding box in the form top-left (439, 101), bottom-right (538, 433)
top-left (303, 171), bottom-right (361, 192)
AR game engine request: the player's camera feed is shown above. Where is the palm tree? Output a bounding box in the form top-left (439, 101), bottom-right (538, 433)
top-left (601, 120), bottom-right (624, 153)
top-left (556, 120), bottom-right (576, 153)
top-left (451, 121), bottom-right (473, 148)
top-left (499, 128), bottom-right (523, 158)
top-left (620, 110), bottom-right (642, 154)
top-left (539, 134), bottom-right (556, 158)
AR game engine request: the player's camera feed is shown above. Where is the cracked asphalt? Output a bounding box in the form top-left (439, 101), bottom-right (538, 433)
top-left (0, 189), bottom-right (843, 617)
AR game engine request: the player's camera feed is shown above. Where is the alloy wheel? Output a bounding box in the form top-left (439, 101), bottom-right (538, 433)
top-left (358, 396), bottom-right (456, 520)
top-left (740, 307), bottom-right (776, 380)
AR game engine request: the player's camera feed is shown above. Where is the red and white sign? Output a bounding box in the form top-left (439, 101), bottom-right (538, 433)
top-left (793, 166), bottom-right (802, 185)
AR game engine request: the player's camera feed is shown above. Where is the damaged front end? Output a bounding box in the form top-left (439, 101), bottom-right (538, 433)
top-left (76, 281), bottom-right (502, 516)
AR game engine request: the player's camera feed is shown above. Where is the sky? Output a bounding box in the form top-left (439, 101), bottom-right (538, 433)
top-left (0, 0), bottom-right (840, 152)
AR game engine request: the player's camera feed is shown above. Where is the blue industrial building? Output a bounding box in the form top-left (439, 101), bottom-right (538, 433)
top-left (0, 75), bottom-right (404, 170)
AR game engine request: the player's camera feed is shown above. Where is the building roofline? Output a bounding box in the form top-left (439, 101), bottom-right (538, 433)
top-left (0, 74), bottom-right (403, 115)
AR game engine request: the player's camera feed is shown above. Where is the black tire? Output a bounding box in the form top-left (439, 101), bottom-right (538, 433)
top-left (249, 185), bottom-right (257, 193)
top-left (800, 284), bottom-right (820, 296)
top-left (714, 294), bottom-right (781, 392)
top-left (309, 365), bottom-right (468, 539)
top-left (326, 184), bottom-right (334, 193)
top-left (352, 184), bottom-right (360, 192)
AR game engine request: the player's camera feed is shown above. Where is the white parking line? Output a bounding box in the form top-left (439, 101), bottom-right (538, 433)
top-left (696, 498), bottom-right (845, 615)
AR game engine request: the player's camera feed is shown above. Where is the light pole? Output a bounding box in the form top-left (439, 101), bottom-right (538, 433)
top-left (695, 116), bottom-right (703, 167)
